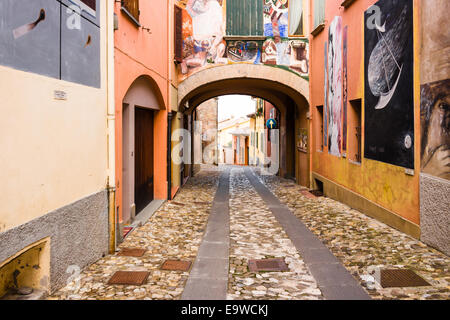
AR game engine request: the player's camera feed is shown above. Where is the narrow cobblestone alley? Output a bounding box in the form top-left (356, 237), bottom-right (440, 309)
top-left (49, 166), bottom-right (449, 301)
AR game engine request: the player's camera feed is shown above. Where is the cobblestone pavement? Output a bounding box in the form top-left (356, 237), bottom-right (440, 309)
top-left (49, 165), bottom-right (449, 300)
top-left (49, 168), bottom-right (220, 300)
top-left (227, 168), bottom-right (323, 300)
top-left (256, 170), bottom-right (450, 300)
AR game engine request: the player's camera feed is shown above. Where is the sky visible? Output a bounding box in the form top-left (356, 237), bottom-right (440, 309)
top-left (218, 95), bottom-right (256, 122)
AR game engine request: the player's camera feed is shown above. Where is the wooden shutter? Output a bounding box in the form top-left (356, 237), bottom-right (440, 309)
top-left (226, 0), bottom-right (263, 36)
top-left (122, 0), bottom-right (139, 22)
top-left (174, 5), bottom-right (183, 63)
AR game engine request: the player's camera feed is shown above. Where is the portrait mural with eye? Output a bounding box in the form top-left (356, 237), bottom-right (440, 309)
top-left (420, 79), bottom-right (450, 180)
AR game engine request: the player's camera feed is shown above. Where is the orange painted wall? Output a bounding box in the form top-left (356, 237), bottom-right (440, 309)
top-left (114, 1), bottom-right (171, 223)
top-left (309, 0), bottom-right (421, 225)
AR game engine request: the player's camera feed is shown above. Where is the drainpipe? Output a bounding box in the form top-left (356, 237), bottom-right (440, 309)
top-left (167, 111), bottom-right (174, 200)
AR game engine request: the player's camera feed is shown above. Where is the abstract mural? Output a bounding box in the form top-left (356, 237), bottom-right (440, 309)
top-left (227, 40), bottom-right (261, 64)
top-left (420, 79), bottom-right (450, 180)
top-left (0, 0), bottom-right (100, 88)
top-left (364, 0), bottom-right (414, 169)
top-left (264, 0), bottom-right (289, 38)
top-left (327, 16), bottom-right (343, 157)
top-left (342, 26), bottom-right (348, 152)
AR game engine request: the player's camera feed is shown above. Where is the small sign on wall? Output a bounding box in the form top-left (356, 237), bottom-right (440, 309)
top-left (54, 90), bottom-right (67, 100)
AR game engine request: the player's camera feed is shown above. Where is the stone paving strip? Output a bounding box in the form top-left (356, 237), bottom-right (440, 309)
top-left (48, 169), bottom-right (220, 300)
top-left (227, 168), bottom-right (323, 300)
top-left (255, 169), bottom-right (450, 300)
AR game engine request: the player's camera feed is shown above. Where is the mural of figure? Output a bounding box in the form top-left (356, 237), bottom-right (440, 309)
top-left (327, 16), bottom-right (342, 157)
top-left (420, 80), bottom-right (450, 180)
top-left (180, 0), bottom-right (226, 74)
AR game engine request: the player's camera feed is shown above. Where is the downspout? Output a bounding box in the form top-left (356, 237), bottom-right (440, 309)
top-left (167, 111), bottom-right (173, 200)
top-left (106, 0), bottom-right (116, 254)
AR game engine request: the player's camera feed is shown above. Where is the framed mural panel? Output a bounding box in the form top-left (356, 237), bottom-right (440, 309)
top-left (364, 0), bottom-right (414, 169)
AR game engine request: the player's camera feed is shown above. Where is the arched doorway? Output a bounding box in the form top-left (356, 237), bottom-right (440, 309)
top-left (122, 76), bottom-right (163, 224)
top-left (178, 64), bottom-right (311, 187)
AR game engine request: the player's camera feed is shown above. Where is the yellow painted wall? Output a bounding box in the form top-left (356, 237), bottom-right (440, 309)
top-left (0, 2), bottom-right (110, 232)
top-left (310, 0), bottom-right (421, 225)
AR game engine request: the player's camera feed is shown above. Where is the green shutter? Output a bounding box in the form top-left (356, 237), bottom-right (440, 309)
top-left (226, 0), bottom-right (263, 36)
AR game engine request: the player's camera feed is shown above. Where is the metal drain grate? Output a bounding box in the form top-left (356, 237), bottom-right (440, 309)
top-left (107, 271), bottom-right (150, 285)
top-left (380, 269), bottom-right (431, 288)
top-left (117, 248), bottom-right (147, 257)
top-left (248, 258), bottom-right (289, 272)
top-left (161, 260), bottom-right (192, 272)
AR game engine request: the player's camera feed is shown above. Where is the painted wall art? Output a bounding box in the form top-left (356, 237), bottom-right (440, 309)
top-left (0, 0), bottom-right (100, 88)
top-left (342, 25), bottom-right (348, 152)
top-left (264, 0), bottom-right (289, 38)
top-left (226, 40), bottom-right (261, 64)
top-left (179, 0), bottom-right (227, 77)
top-left (420, 79), bottom-right (450, 180)
top-left (364, 0), bottom-right (414, 169)
top-left (323, 41), bottom-right (328, 147)
top-left (177, 0), bottom-right (309, 81)
top-left (327, 16), bottom-right (343, 157)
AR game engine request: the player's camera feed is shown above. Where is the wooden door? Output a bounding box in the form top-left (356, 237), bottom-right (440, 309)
top-left (135, 107), bottom-right (154, 214)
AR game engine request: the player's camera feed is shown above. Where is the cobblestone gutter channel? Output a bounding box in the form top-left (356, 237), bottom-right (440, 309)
top-left (227, 168), bottom-right (323, 300)
top-left (255, 170), bottom-right (450, 300)
top-left (49, 169), bottom-right (221, 300)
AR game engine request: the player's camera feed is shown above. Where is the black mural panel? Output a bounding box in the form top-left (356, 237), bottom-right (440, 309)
top-left (364, 0), bottom-right (414, 169)
top-left (0, 0), bottom-right (60, 79)
top-left (61, 6), bottom-right (100, 88)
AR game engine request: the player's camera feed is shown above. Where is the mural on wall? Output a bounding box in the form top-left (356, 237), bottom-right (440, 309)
top-left (420, 0), bottom-right (450, 180)
top-left (179, 0), bottom-right (227, 77)
top-left (323, 41), bottom-right (328, 147)
top-left (364, 0), bottom-right (414, 169)
top-left (264, 0), bottom-right (288, 38)
top-left (0, 0), bottom-right (100, 88)
top-left (420, 79), bottom-right (450, 180)
top-left (342, 25), bottom-right (348, 152)
top-left (327, 16), bottom-right (342, 157)
top-left (227, 40), bottom-right (261, 64)
top-left (177, 0), bottom-right (309, 81)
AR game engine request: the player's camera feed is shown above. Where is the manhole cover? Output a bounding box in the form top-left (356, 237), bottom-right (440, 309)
top-left (248, 258), bottom-right (289, 272)
top-left (117, 248), bottom-right (147, 257)
top-left (161, 260), bottom-right (191, 271)
top-left (107, 271), bottom-right (150, 285)
top-left (380, 269), bottom-right (430, 288)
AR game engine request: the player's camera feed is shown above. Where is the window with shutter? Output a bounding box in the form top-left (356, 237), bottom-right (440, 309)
top-left (226, 0), bottom-right (263, 37)
top-left (122, 0), bottom-right (140, 23)
top-left (174, 5), bottom-right (183, 63)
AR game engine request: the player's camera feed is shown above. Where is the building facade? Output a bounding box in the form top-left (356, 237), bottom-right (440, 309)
top-left (0, 0), bottom-right (115, 295)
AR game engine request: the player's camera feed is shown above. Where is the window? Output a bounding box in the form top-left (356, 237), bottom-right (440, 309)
top-left (316, 105), bottom-right (324, 151)
top-left (348, 99), bottom-right (362, 163)
top-left (226, 0), bottom-right (263, 36)
top-left (122, 0), bottom-right (140, 25)
top-left (289, 0), bottom-right (304, 36)
top-left (174, 5), bottom-right (183, 63)
top-left (313, 0), bottom-right (325, 29)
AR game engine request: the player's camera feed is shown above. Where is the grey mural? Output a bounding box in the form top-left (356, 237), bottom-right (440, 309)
top-left (0, 0), bottom-right (100, 88)
top-left (364, 0), bottom-right (414, 169)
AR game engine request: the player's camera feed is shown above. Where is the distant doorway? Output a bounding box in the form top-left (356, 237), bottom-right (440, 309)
top-left (134, 107), bottom-right (154, 214)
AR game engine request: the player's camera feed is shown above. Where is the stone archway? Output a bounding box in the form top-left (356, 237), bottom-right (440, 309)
top-left (177, 64), bottom-right (311, 186)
